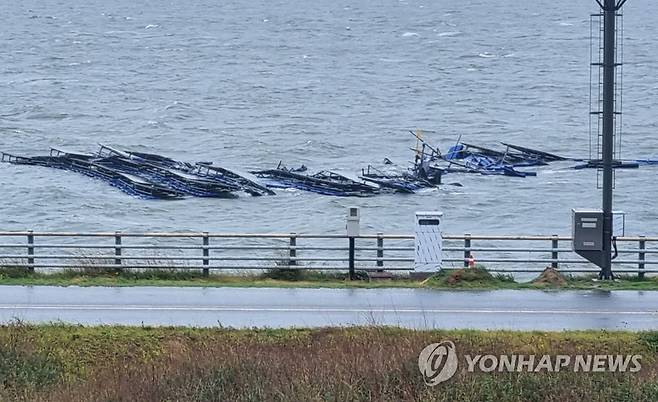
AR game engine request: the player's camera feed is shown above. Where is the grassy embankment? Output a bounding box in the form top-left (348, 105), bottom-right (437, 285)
top-left (0, 265), bottom-right (657, 290)
top-left (0, 323), bottom-right (656, 401)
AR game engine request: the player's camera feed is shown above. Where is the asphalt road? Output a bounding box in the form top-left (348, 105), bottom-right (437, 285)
top-left (0, 286), bottom-right (656, 330)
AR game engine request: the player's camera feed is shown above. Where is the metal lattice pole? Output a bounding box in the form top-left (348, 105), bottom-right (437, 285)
top-left (596, 0), bottom-right (627, 279)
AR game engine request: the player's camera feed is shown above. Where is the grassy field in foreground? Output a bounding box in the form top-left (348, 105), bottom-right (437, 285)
top-left (0, 324), bottom-right (656, 401)
top-left (0, 265), bottom-right (657, 290)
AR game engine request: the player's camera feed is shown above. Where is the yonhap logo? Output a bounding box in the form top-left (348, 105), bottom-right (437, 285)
top-left (418, 340), bottom-right (642, 387)
top-left (418, 341), bottom-right (459, 386)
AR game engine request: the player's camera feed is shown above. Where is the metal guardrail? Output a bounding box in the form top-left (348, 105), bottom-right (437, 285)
top-left (0, 231), bottom-right (656, 277)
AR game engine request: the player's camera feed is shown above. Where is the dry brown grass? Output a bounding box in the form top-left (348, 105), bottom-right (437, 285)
top-left (0, 325), bottom-right (656, 402)
top-left (532, 267), bottom-right (568, 287)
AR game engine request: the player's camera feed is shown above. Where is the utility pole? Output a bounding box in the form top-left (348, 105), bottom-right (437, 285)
top-left (596, 0), bottom-right (627, 280)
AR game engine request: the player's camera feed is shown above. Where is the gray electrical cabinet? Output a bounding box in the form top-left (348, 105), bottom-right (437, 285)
top-left (572, 209), bottom-right (605, 266)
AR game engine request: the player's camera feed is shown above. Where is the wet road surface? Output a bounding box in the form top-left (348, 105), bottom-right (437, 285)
top-left (0, 286), bottom-right (656, 330)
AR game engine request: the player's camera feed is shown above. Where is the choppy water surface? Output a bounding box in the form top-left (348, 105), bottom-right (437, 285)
top-left (1, 0), bottom-right (657, 235)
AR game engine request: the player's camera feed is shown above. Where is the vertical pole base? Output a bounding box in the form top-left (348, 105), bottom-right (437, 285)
top-left (349, 237), bottom-right (355, 281)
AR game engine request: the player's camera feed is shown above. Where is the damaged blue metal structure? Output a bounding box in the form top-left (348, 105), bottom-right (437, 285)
top-left (1, 145), bottom-right (275, 199)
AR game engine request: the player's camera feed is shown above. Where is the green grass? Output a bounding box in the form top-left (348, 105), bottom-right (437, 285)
top-left (0, 324), bottom-right (656, 401)
top-left (0, 266), bottom-right (657, 291)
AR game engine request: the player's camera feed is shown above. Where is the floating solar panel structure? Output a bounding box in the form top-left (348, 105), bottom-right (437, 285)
top-left (359, 165), bottom-right (428, 194)
top-left (3, 133), bottom-right (657, 201)
top-left (191, 163), bottom-right (275, 197)
top-left (1, 145), bottom-right (276, 200)
top-left (2, 149), bottom-right (184, 199)
top-left (95, 146), bottom-right (239, 198)
top-left (251, 163), bottom-right (380, 197)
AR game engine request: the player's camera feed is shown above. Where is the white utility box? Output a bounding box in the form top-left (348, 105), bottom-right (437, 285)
top-left (346, 207), bottom-right (360, 237)
top-left (414, 211), bottom-right (443, 272)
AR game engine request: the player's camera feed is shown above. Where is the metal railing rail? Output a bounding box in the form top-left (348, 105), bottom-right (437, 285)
top-left (0, 231), bottom-right (656, 276)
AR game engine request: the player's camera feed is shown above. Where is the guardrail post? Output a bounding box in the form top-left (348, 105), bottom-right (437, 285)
top-left (27, 231), bottom-right (34, 272)
top-left (114, 232), bottom-right (122, 271)
top-left (349, 237), bottom-right (356, 280)
top-left (202, 232), bottom-right (210, 277)
top-left (289, 233), bottom-right (297, 267)
top-left (638, 236), bottom-right (646, 280)
top-left (551, 235), bottom-right (559, 269)
top-left (376, 232), bottom-right (384, 272)
top-left (463, 233), bottom-right (471, 268)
